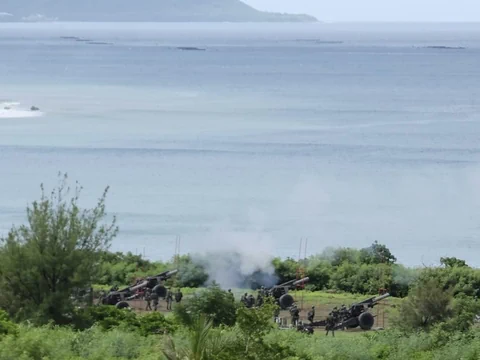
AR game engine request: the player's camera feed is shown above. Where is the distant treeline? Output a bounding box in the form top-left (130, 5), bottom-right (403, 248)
top-left (97, 242), bottom-right (480, 299)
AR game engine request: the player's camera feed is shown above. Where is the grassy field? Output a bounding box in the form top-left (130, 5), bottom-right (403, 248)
top-left (126, 288), bottom-right (400, 330)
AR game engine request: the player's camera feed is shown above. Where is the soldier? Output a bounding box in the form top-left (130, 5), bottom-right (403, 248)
top-left (175, 289), bottom-right (183, 303)
top-left (256, 290), bottom-right (264, 307)
top-left (307, 306), bottom-right (315, 323)
top-left (227, 289), bottom-right (235, 302)
top-left (332, 306), bottom-right (339, 321)
top-left (166, 290), bottom-right (173, 310)
top-left (240, 292), bottom-right (248, 306)
top-left (247, 294), bottom-right (255, 308)
top-left (145, 289), bottom-right (152, 311)
top-left (340, 304), bottom-right (348, 321)
top-left (325, 313), bottom-right (336, 337)
top-left (290, 304), bottom-right (300, 326)
top-left (151, 292), bottom-right (159, 311)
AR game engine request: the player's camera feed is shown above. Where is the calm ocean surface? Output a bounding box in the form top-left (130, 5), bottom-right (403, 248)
top-left (1, 22), bottom-right (480, 266)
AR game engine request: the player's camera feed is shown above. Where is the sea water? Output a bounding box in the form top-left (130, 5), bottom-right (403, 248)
top-left (1, 22), bottom-right (480, 266)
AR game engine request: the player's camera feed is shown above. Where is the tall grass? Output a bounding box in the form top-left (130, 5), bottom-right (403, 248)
top-left (1, 323), bottom-right (480, 360)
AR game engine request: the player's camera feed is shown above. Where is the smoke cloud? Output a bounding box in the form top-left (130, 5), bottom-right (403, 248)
top-left (188, 224), bottom-right (279, 289)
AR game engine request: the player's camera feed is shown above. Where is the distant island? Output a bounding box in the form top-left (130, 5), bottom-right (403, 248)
top-left (0, 0), bottom-right (317, 22)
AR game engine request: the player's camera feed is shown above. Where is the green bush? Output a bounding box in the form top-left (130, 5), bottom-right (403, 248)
top-left (174, 285), bottom-right (237, 327)
top-left (73, 305), bottom-right (139, 331)
top-left (0, 310), bottom-right (17, 337)
top-left (137, 312), bottom-right (176, 336)
top-left (394, 278), bottom-right (454, 331)
top-left (0, 325), bottom-right (160, 360)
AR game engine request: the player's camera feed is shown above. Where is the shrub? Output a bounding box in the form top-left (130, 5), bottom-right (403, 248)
top-left (0, 310), bottom-right (17, 337)
top-left (174, 285), bottom-right (237, 327)
top-left (138, 312), bottom-right (176, 336)
top-left (394, 278), bottom-right (454, 331)
top-left (73, 306), bottom-right (139, 331)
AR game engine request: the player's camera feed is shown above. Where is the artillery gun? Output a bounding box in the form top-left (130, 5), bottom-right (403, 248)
top-left (266, 277), bottom-right (309, 310)
top-left (100, 269), bottom-right (178, 309)
top-left (301, 292), bottom-right (390, 332)
top-left (333, 292), bottom-right (390, 330)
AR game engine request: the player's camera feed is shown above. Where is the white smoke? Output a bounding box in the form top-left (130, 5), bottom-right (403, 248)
top-left (189, 221), bottom-right (278, 289)
top-left (0, 101), bottom-right (44, 118)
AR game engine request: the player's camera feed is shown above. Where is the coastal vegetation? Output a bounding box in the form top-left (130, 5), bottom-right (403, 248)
top-left (1, 176), bottom-right (480, 359)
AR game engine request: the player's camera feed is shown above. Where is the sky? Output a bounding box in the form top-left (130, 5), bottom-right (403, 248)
top-left (243, 0), bottom-right (478, 22)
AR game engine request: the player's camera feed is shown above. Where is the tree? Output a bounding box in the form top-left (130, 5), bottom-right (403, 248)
top-left (176, 255), bottom-right (209, 288)
top-left (0, 174), bottom-right (118, 324)
top-left (321, 247), bottom-right (361, 267)
top-left (271, 257), bottom-right (298, 284)
top-left (440, 257), bottom-right (468, 268)
top-left (359, 241), bottom-right (396, 265)
top-left (305, 257), bottom-right (332, 291)
top-left (395, 278), bottom-right (454, 331)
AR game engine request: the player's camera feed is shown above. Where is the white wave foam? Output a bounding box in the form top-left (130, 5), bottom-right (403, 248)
top-left (0, 102), bottom-right (44, 119)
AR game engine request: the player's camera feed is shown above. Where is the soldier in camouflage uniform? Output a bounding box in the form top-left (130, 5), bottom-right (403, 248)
top-left (307, 306), bottom-right (315, 323)
top-left (240, 293), bottom-right (248, 306)
top-left (227, 289), bottom-right (235, 302)
top-left (175, 289), bottom-right (183, 303)
top-left (325, 313), bottom-right (336, 337)
top-left (325, 307), bottom-right (339, 336)
top-left (256, 290), bottom-right (264, 307)
top-left (145, 289), bottom-right (152, 311)
top-left (151, 292), bottom-right (159, 311)
top-left (290, 304), bottom-right (300, 326)
top-left (247, 294), bottom-right (255, 308)
top-left (166, 290), bottom-right (173, 310)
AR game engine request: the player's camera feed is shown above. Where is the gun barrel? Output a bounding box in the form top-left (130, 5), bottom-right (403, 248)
top-left (373, 293), bottom-right (390, 302)
top-left (357, 296), bottom-right (376, 305)
top-left (164, 269), bottom-right (178, 277)
top-left (292, 277), bottom-right (310, 287)
top-left (277, 279), bottom-right (297, 287)
top-left (149, 269), bottom-right (178, 280)
top-left (129, 280), bottom-right (149, 292)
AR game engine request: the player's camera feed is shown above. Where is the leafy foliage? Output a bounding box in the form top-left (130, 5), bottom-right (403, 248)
top-left (360, 241), bottom-right (397, 265)
top-left (0, 310), bottom-right (17, 337)
top-left (73, 305), bottom-right (139, 331)
top-left (0, 174), bottom-right (118, 324)
top-left (73, 305), bottom-right (176, 335)
top-left (174, 285), bottom-right (237, 327)
top-left (164, 316), bottom-right (234, 360)
top-left (236, 300), bottom-right (277, 341)
top-left (137, 312), bottom-right (177, 336)
top-left (440, 257), bottom-right (468, 268)
top-left (395, 278), bottom-right (454, 330)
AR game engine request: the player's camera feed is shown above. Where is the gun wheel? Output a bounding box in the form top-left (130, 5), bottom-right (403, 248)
top-left (115, 301), bottom-right (130, 309)
top-left (358, 312), bottom-right (375, 330)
